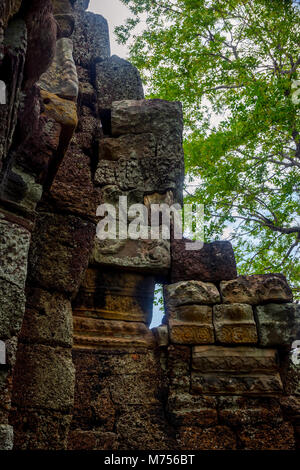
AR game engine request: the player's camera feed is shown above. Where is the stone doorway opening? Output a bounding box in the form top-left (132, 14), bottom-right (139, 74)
top-left (150, 284), bottom-right (165, 328)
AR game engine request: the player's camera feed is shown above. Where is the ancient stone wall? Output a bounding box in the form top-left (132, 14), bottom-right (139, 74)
top-left (0, 0), bottom-right (299, 451)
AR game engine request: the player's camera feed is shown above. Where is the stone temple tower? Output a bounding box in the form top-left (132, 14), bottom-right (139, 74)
top-left (0, 0), bottom-right (299, 450)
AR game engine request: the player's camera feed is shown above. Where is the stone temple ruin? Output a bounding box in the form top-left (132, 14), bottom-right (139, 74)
top-left (0, 0), bottom-right (299, 451)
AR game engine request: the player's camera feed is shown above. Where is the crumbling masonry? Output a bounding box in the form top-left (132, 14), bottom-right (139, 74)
top-left (0, 0), bottom-right (299, 451)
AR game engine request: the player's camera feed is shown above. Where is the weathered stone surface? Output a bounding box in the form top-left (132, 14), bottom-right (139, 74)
top-left (213, 304), bottom-right (258, 344)
top-left (73, 349), bottom-right (160, 377)
top-left (72, 372), bottom-right (116, 431)
top-left (73, 317), bottom-right (155, 351)
top-left (192, 346), bottom-right (279, 372)
top-left (52, 2), bottom-right (74, 38)
top-left (99, 133), bottom-right (156, 161)
top-left (281, 356), bottom-right (300, 396)
top-left (73, 267), bottom-right (155, 324)
top-left (90, 237), bottom-right (171, 275)
top-left (0, 279), bottom-right (25, 339)
top-left (218, 396), bottom-right (283, 426)
top-left (167, 393), bottom-right (218, 427)
top-left (0, 424), bottom-right (13, 450)
top-left (11, 409), bottom-right (72, 450)
top-left (19, 288), bottom-right (73, 348)
top-left (238, 423), bottom-right (295, 450)
top-left (105, 374), bottom-right (162, 406)
top-left (38, 38), bottom-right (79, 101)
top-left (220, 274), bottom-right (293, 305)
top-left (168, 345), bottom-right (191, 373)
top-left (2, 166), bottom-right (43, 213)
top-left (55, 14), bottom-right (75, 38)
top-left (28, 212), bottom-right (95, 295)
top-left (23, 0), bottom-right (57, 89)
top-left (52, 0), bottom-right (73, 14)
top-left (171, 239), bottom-right (237, 283)
top-left (169, 319), bottom-right (214, 345)
top-left (178, 426), bottom-right (236, 450)
top-left (67, 430), bottom-right (118, 450)
top-left (0, 217), bottom-right (31, 289)
top-left (12, 343), bottom-right (75, 411)
top-left (164, 281), bottom-right (220, 312)
top-left (73, 11), bottom-right (110, 68)
top-left (47, 148), bottom-right (102, 219)
top-left (96, 55), bottom-right (144, 110)
top-left (255, 303), bottom-right (300, 347)
top-left (111, 99), bottom-right (183, 136)
top-left (117, 405), bottom-right (175, 450)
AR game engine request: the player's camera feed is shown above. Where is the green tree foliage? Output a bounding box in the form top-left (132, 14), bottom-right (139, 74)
top-left (116, 0), bottom-right (300, 296)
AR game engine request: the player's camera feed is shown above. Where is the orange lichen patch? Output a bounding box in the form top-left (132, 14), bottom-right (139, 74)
top-left (40, 89), bottom-right (78, 130)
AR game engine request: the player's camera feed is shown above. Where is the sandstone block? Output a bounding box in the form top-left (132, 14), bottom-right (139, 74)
top-left (111, 99), bottom-right (183, 136)
top-left (20, 288), bottom-right (73, 348)
top-left (191, 346), bottom-right (282, 395)
top-left (96, 55), bottom-right (144, 110)
top-left (168, 304), bottom-right (212, 322)
top-left (255, 303), bottom-right (300, 347)
top-left (73, 12), bottom-right (110, 68)
top-left (164, 281), bottom-right (220, 312)
top-left (191, 372), bottom-right (283, 395)
top-left (28, 212), bottom-right (95, 295)
top-left (0, 217), bottom-right (30, 289)
top-left (38, 37), bottom-right (79, 101)
top-left (213, 303), bottom-right (258, 344)
top-left (72, 317), bottom-right (155, 351)
top-left (169, 319), bottom-right (214, 345)
top-left (12, 343), bottom-right (75, 411)
top-left (171, 239), bottom-right (237, 283)
top-left (192, 345), bottom-right (279, 372)
top-left (90, 237), bottom-right (171, 275)
top-left (99, 133), bottom-right (156, 161)
top-left (220, 274), bottom-right (293, 305)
